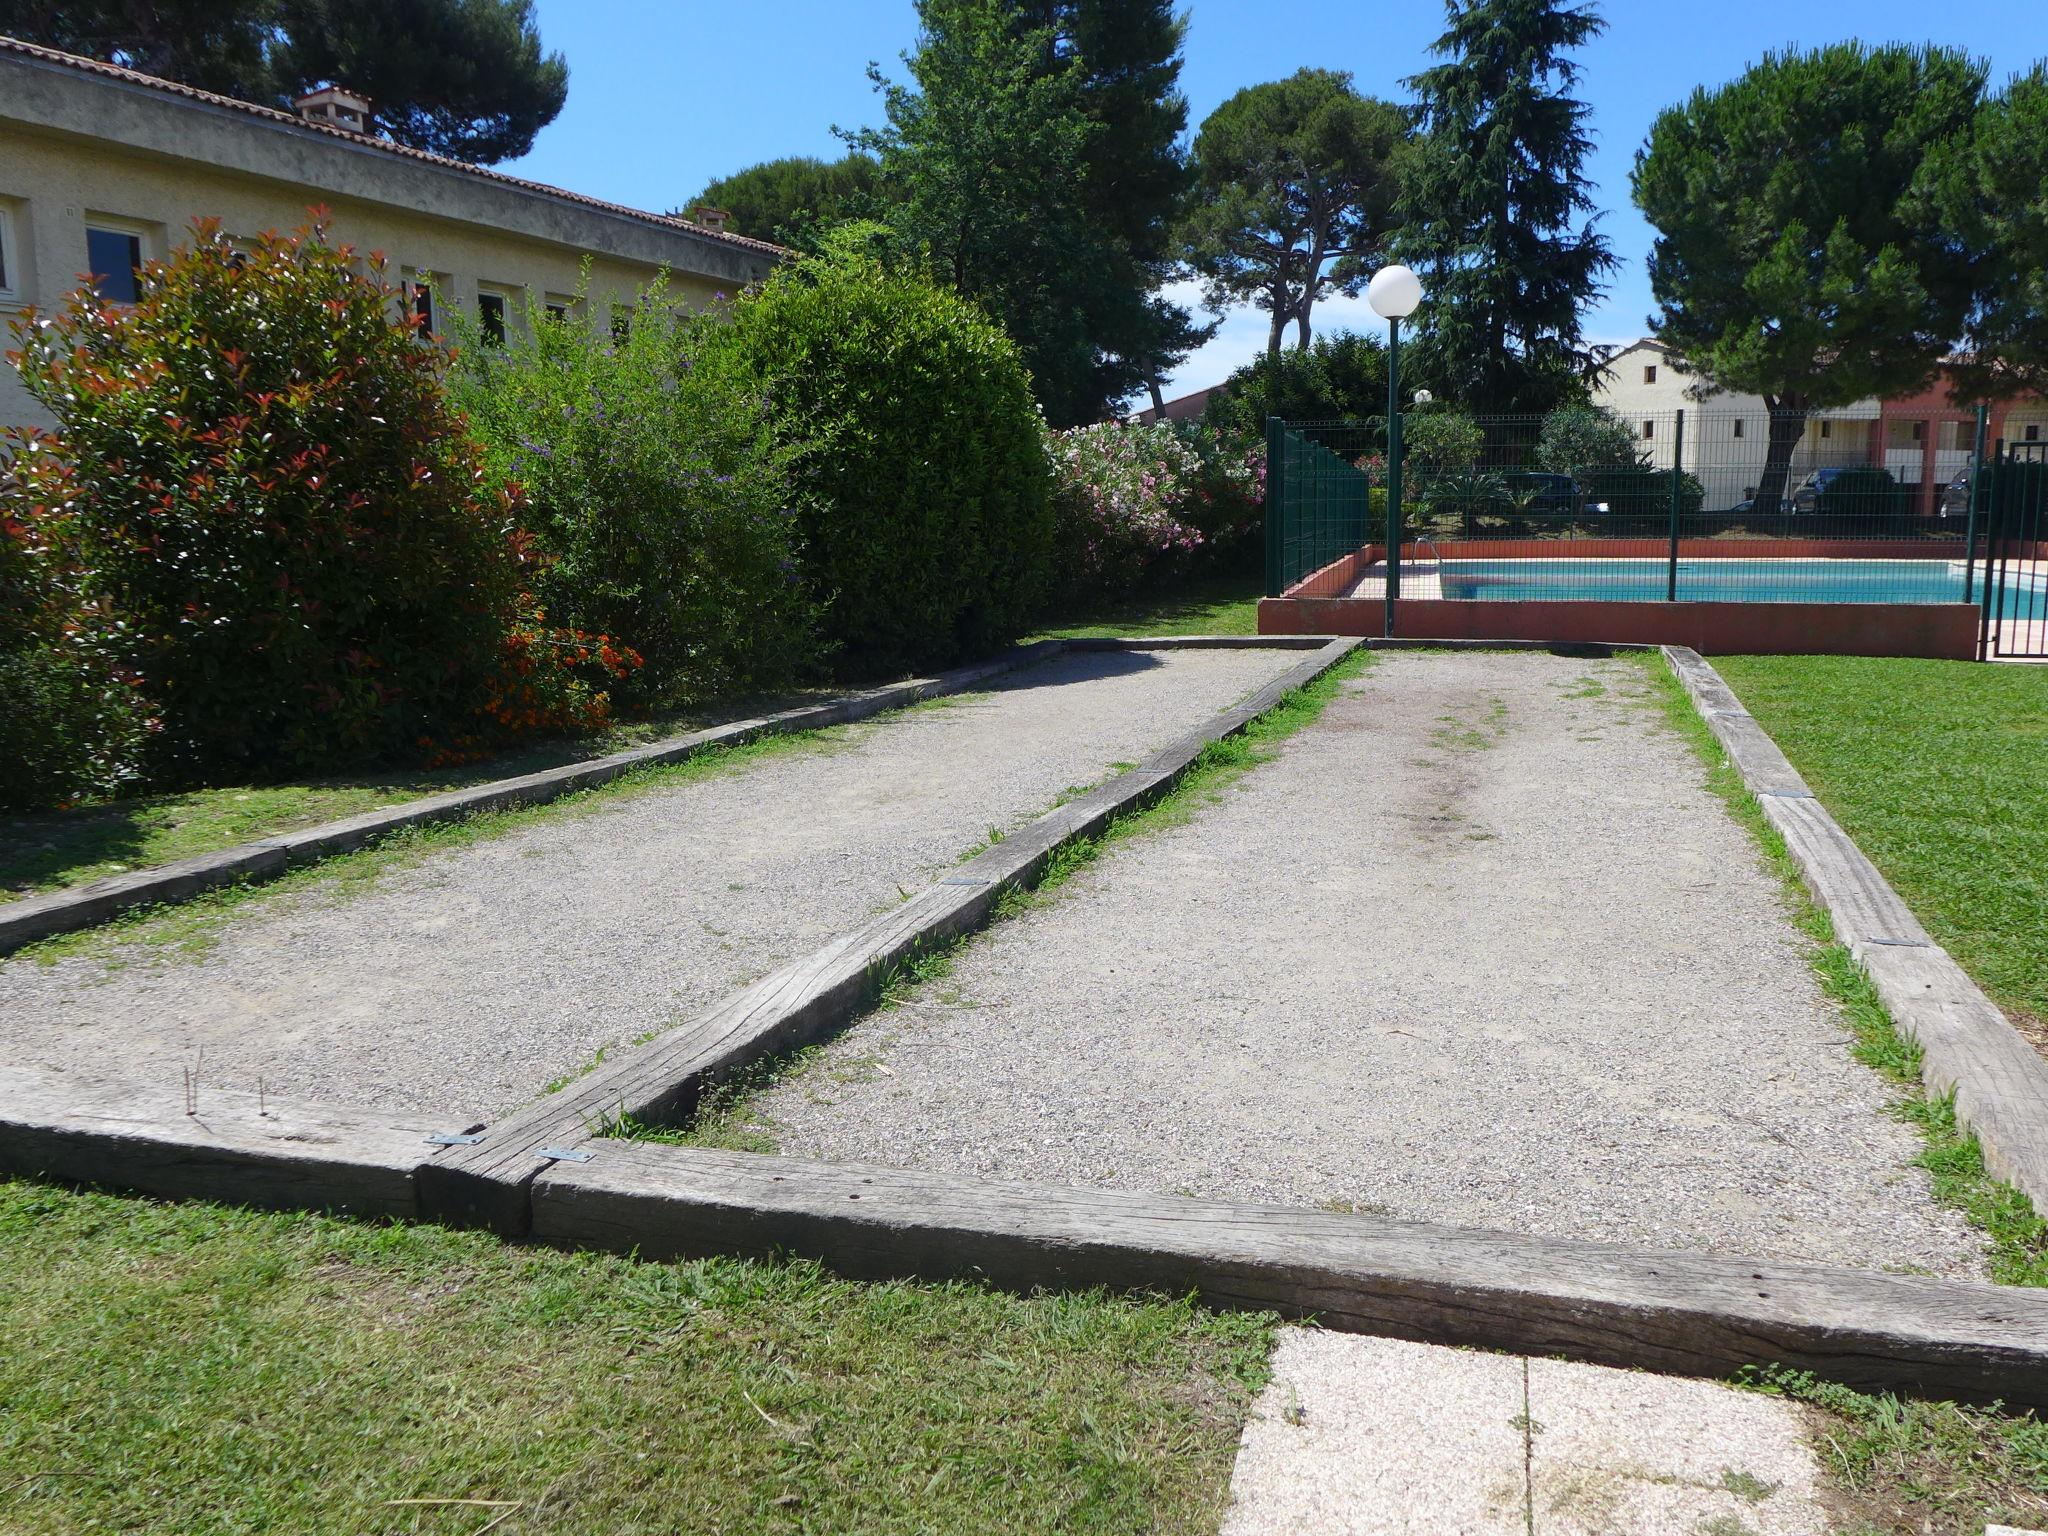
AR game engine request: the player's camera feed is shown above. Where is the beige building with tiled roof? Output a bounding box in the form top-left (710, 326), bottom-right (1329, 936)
top-left (0, 36), bottom-right (783, 428)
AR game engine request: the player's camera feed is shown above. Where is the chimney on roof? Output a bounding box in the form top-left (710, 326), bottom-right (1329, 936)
top-left (294, 85), bottom-right (372, 135)
top-left (692, 206), bottom-right (732, 234)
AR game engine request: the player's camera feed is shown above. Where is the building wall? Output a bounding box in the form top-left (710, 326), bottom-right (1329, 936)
top-left (0, 51), bottom-right (777, 429)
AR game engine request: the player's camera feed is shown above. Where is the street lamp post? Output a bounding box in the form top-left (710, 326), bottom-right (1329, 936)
top-left (1368, 264), bottom-right (1422, 638)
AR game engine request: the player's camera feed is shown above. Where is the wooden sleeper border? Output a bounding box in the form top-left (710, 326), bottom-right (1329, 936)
top-left (1, 637), bottom-right (1343, 957)
top-left (1664, 646), bottom-right (2048, 1211)
top-left (5, 637), bottom-right (2048, 1408)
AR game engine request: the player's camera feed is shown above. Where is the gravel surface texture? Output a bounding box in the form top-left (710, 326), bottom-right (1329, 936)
top-left (0, 648), bottom-right (1300, 1118)
top-left (748, 650), bottom-right (1984, 1275)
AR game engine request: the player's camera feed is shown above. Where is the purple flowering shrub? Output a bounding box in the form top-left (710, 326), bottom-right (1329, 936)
top-left (452, 275), bottom-right (817, 706)
top-left (1046, 421), bottom-right (1265, 596)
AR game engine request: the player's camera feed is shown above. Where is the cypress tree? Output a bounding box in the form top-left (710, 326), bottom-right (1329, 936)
top-left (1398, 0), bottom-right (1615, 412)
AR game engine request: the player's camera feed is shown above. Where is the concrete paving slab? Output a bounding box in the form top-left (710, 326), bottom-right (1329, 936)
top-left (1221, 1331), bottom-right (1529, 1536)
top-left (750, 650), bottom-right (1981, 1275)
top-left (1526, 1356), bottom-right (1829, 1536)
top-left (1224, 1329), bottom-right (1834, 1536)
top-left (0, 648), bottom-right (1302, 1118)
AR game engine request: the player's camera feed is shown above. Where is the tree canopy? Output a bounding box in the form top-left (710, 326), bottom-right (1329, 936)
top-left (1179, 70), bottom-right (1406, 357)
top-left (854, 0), bottom-right (1200, 425)
top-left (0, 0), bottom-right (567, 163)
top-left (1200, 331), bottom-right (1391, 438)
top-left (684, 154), bottom-right (886, 250)
top-left (1920, 65), bottom-right (2048, 401)
top-left (1398, 0), bottom-right (1613, 413)
top-left (1633, 41), bottom-right (1986, 503)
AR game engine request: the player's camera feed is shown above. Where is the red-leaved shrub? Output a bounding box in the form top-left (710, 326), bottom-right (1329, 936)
top-left (3, 216), bottom-right (621, 787)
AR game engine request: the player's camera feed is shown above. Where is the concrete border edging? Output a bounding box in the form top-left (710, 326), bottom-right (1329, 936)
top-left (4, 637), bottom-right (1348, 957)
top-left (1663, 645), bottom-right (2048, 1211)
top-left (416, 636), bottom-right (1365, 1233)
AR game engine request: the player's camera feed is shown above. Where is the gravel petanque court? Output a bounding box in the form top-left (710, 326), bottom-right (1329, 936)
top-left (0, 647), bottom-right (1305, 1119)
top-left (746, 649), bottom-right (1984, 1276)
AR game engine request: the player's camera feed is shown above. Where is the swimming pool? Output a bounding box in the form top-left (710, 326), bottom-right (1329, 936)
top-left (1437, 558), bottom-right (2044, 617)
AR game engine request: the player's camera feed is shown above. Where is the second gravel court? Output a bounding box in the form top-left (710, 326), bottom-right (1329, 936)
top-left (739, 648), bottom-right (1982, 1278)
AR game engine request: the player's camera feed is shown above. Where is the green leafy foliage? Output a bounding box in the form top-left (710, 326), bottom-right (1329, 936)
top-left (1179, 69), bottom-right (1406, 355)
top-left (0, 0), bottom-right (567, 164)
top-left (1922, 65), bottom-right (2048, 400)
top-left (1401, 409), bottom-right (1483, 478)
top-left (1634, 43), bottom-right (1986, 501)
top-left (853, 0), bottom-right (1109, 426)
top-left (685, 152), bottom-right (886, 249)
top-left (1399, 0), bottom-right (1614, 412)
top-left (1580, 465), bottom-right (1704, 528)
top-left (451, 277), bottom-right (818, 707)
top-left (1536, 404), bottom-right (1641, 476)
top-left (703, 242), bottom-right (1054, 676)
top-left (2, 217), bottom-right (618, 789)
top-left (1202, 332), bottom-right (1390, 439)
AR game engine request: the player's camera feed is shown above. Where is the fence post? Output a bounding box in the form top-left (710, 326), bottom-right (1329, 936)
top-left (1964, 403), bottom-right (1987, 605)
top-left (1665, 409), bottom-right (1685, 602)
top-left (1264, 416), bottom-right (1285, 597)
top-left (1978, 439), bottom-right (2002, 661)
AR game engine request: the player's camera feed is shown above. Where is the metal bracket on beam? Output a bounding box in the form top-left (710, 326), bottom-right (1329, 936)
top-left (425, 1131), bottom-right (485, 1146)
top-left (535, 1145), bottom-right (594, 1164)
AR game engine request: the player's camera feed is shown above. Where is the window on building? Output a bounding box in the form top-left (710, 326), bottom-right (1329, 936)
top-left (0, 206), bottom-right (14, 296)
top-left (86, 224), bottom-right (144, 303)
top-left (1643, 364), bottom-right (1657, 385)
top-left (2029, 425), bottom-right (2042, 443)
top-left (1819, 420), bottom-right (1831, 440)
top-left (1732, 418), bottom-right (1745, 439)
top-left (611, 305), bottom-right (632, 344)
top-left (478, 291), bottom-right (507, 347)
top-left (546, 302), bottom-right (568, 323)
top-left (1641, 419), bottom-right (1655, 440)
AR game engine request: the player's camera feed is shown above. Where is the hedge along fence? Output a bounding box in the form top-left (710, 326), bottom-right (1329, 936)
top-left (0, 217), bottom-right (630, 809)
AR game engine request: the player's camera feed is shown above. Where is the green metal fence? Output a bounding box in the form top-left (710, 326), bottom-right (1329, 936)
top-left (1266, 407), bottom-right (2000, 610)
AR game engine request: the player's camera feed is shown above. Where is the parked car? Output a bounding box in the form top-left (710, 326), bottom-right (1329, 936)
top-left (1939, 467), bottom-right (1972, 519)
top-left (1787, 466), bottom-right (1851, 514)
top-left (1501, 471), bottom-right (1579, 516)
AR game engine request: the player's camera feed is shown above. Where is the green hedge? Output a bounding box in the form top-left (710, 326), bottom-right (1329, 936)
top-left (706, 244), bottom-right (1055, 676)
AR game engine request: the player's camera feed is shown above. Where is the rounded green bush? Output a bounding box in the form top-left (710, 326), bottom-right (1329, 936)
top-left (708, 245), bottom-right (1054, 675)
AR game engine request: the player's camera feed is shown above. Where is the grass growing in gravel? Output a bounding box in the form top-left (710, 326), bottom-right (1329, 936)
top-left (1637, 653), bottom-right (2047, 1288)
top-left (0, 1178), bottom-right (1276, 1536)
top-left (7, 718), bottom-right (873, 968)
top-left (1710, 656), bottom-right (2048, 1038)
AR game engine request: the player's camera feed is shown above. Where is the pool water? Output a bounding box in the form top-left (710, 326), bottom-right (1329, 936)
top-left (1437, 558), bottom-right (2045, 617)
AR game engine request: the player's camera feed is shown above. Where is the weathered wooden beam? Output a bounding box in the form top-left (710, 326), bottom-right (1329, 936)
top-left (531, 1141), bottom-right (2048, 1409)
top-left (417, 637), bottom-right (1362, 1235)
top-left (0, 1065), bottom-right (447, 1218)
top-left (0, 642), bottom-right (1068, 957)
top-left (1664, 645), bottom-right (2048, 1211)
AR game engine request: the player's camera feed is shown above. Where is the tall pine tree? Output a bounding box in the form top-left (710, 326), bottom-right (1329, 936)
top-left (1012, 0), bottom-right (1211, 409)
top-left (1398, 0), bottom-right (1614, 412)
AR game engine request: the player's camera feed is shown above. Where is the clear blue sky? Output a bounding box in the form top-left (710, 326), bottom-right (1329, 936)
top-left (505, 0), bottom-right (2045, 401)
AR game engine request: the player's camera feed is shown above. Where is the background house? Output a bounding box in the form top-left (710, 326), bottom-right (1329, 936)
top-left (1593, 338), bottom-right (2048, 513)
top-left (0, 36), bottom-right (782, 430)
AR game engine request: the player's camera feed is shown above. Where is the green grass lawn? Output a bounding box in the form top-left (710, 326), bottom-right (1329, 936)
top-left (1713, 656), bottom-right (2048, 1033)
top-left (0, 697), bottom-right (818, 904)
top-left (1026, 572), bottom-right (1263, 641)
top-left (0, 1179), bottom-right (1271, 1536)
